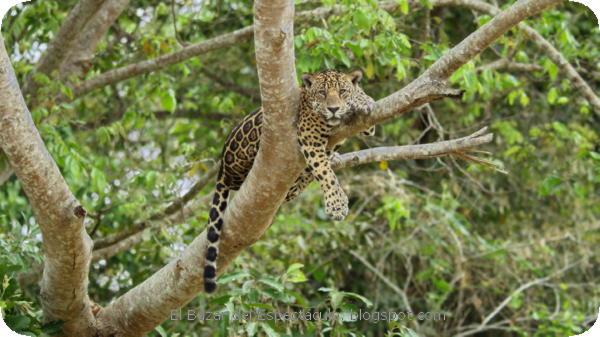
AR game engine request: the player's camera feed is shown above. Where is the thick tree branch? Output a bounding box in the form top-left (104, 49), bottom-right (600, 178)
top-left (59, 0), bottom-right (131, 78)
top-left (18, 173), bottom-right (216, 288)
top-left (94, 2), bottom-right (301, 335)
top-left (72, 26), bottom-right (255, 98)
top-left (28, 0), bottom-right (105, 83)
top-left (0, 37), bottom-right (94, 336)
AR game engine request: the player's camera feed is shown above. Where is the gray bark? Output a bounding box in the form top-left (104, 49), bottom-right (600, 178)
top-left (0, 36), bottom-right (95, 337)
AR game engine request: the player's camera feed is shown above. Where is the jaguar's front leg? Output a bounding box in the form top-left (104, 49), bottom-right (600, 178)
top-left (297, 129), bottom-right (348, 220)
top-left (285, 167), bottom-right (313, 202)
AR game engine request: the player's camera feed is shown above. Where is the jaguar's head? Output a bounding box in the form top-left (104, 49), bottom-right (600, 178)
top-left (301, 70), bottom-right (375, 126)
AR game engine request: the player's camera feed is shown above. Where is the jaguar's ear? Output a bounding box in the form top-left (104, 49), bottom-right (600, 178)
top-left (301, 74), bottom-right (313, 88)
top-left (348, 70), bottom-right (363, 85)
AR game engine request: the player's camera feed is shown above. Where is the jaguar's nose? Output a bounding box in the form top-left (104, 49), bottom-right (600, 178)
top-left (327, 106), bottom-right (340, 113)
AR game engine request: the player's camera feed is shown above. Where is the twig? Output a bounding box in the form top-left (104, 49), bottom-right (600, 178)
top-left (348, 250), bottom-right (419, 330)
top-left (171, 0), bottom-right (188, 47)
top-left (479, 260), bottom-right (580, 328)
top-left (94, 164), bottom-right (219, 249)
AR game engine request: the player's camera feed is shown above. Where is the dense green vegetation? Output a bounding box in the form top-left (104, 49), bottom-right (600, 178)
top-left (1, 0), bottom-right (598, 336)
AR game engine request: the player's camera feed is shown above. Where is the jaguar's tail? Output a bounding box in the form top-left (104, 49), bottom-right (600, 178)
top-left (203, 176), bottom-right (229, 293)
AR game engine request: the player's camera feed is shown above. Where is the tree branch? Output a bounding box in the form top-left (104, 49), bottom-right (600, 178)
top-left (0, 166), bottom-right (12, 185)
top-left (332, 128), bottom-right (494, 169)
top-left (94, 164), bottom-right (219, 250)
top-left (424, 0), bottom-right (562, 79)
top-left (72, 109), bottom-right (232, 131)
top-left (0, 37), bottom-right (94, 336)
top-left (92, 194), bottom-right (208, 262)
top-left (94, 1), bottom-right (300, 334)
top-left (69, 4), bottom-right (373, 100)
top-left (72, 26), bottom-right (255, 98)
top-left (476, 59), bottom-right (543, 73)
top-left (455, 260), bottom-right (581, 337)
top-left (436, 0), bottom-right (600, 113)
top-left (329, 0), bottom-right (563, 144)
top-left (18, 168), bottom-right (216, 288)
top-left (58, 0), bottom-right (131, 78)
top-left (23, 0), bottom-right (106, 99)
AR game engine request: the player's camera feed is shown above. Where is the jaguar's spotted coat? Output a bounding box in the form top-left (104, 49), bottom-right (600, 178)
top-left (203, 70), bottom-right (375, 293)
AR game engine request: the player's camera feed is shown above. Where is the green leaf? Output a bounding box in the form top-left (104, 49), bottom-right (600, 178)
top-left (217, 271), bottom-right (251, 284)
top-left (330, 291), bottom-right (345, 310)
top-left (354, 9), bottom-right (371, 30)
top-left (547, 88), bottom-right (558, 104)
top-left (539, 175), bottom-right (562, 196)
top-left (155, 325), bottom-right (168, 337)
top-left (246, 322), bottom-right (258, 336)
top-left (287, 272), bottom-right (307, 283)
top-left (286, 263), bottom-right (304, 274)
top-left (342, 291), bottom-right (373, 308)
top-left (397, 0), bottom-right (409, 14)
top-left (160, 88), bottom-right (177, 113)
top-left (519, 92), bottom-right (530, 107)
top-left (260, 323), bottom-right (279, 337)
top-left (91, 168), bottom-right (108, 193)
top-left (258, 277), bottom-right (284, 293)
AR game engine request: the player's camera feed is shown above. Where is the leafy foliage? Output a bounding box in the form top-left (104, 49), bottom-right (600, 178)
top-left (1, 0), bottom-right (599, 336)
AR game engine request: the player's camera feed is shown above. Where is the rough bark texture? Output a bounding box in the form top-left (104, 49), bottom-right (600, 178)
top-left (59, 0), bottom-right (131, 78)
top-left (0, 167), bottom-right (12, 185)
top-left (0, 37), bottom-right (95, 336)
top-left (31, 0), bottom-right (106, 78)
top-left (1, 0), bottom-right (129, 186)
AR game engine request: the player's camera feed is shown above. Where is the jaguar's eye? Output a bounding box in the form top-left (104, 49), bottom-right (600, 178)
top-left (318, 89), bottom-right (326, 96)
top-left (339, 89), bottom-right (347, 95)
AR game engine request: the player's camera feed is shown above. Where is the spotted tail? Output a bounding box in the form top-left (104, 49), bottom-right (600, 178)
top-left (203, 177), bottom-right (229, 293)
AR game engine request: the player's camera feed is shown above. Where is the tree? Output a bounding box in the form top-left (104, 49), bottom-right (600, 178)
top-left (1, 0), bottom-right (598, 336)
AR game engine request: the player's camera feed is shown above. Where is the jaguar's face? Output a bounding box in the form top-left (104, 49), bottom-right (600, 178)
top-left (302, 70), bottom-right (371, 126)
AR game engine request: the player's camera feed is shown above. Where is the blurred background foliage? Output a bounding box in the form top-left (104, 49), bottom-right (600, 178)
top-left (0, 0), bottom-right (599, 336)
